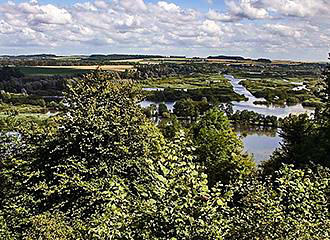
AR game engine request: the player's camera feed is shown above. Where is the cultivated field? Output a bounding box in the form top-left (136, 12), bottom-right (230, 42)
top-left (34, 65), bottom-right (135, 71)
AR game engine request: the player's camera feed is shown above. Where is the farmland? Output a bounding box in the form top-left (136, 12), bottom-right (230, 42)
top-left (0, 54), bottom-right (326, 126)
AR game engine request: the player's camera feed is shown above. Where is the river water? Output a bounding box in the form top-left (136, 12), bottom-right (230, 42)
top-left (226, 75), bottom-right (312, 164)
top-left (235, 126), bottom-right (281, 164)
top-left (140, 75), bottom-right (313, 164)
top-left (225, 75), bottom-right (314, 118)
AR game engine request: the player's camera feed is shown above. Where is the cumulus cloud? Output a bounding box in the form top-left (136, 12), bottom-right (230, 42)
top-left (0, 0), bottom-right (328, 60)
top-left (261, 0), bottom-right (330, 18)
top-left (208, 0), bottom-right (330, 22)
top-left (207, 0), bottom-right (270, 22)
top-left (226, 0), bottom-right (270, 20)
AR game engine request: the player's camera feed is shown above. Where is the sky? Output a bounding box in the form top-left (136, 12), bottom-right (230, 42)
top-left (0, 0), bottom-right (329, 61)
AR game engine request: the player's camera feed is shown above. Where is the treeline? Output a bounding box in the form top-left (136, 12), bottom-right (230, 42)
top-left (88, 54), bottom-right (163, 60)
top-left (0, 69), bottom-right (329, 239)
top-left (143, 99), bottom-right (279, 127)
top-left (230, 109), bottom-right (278, 126)
top-left (208, 55), bottom-right (245, 60)
top-left (232, 62), bottom-right (325, 79)
top-left (144, 87), bottom-right (245, 103)
top-left (126, 63), bottom-right (227, 80)
top-left (0, 67), bottom-right (24, 81)
top-left (0, 66), bottom-right (67, 96)
top-left (0, 76), bottom-right (66, 96)
top-left (0, 54), bottom-right (162, 66)
top-left (207, 55), bottom-right (272, 63)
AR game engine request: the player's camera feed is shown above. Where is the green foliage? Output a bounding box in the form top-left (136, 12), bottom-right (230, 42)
top-left (158, 114), bottom-right (183, 139)
top-left (173, 98), bottom-right (197, 119)
top-left (230, 109), bottom-right (278, 127)
top-left (263, 107), bottom-right (329, 175)
top-left (0, 72), bottom-right (231, 239)
top-left (0, 66), bottom-right (24, 81)
top-left (227, 165), bottom-right (330, 240)
top-left (1, 67), bottom-right (328, 239)
top-left (90, 133), bottom-right (231, 239)
top-left (191, 108), bottom-right (255, 186)
top-left (158, 102), bottom-right (169, 117)
top-left (147, 87), bottom-right (244, 103)
top-left (18, 67), bottom-right (90, 77)
top-left (262, 63), bottom-right (330, 175)
top-left (0, 93), bottom-right (46, 107)
top-left (173, 97), bottom-right (211, 120)
top-left (0, 214), bottom-right (12, 240)
top-left (24, 212), bottom-right (83, 240)
top-left (0, 114), bottom-right (51, 132)
top-left (0, 71), bottom-right (165, 237)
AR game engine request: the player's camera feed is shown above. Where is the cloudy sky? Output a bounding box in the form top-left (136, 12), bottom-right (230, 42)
top-left (0, 0), bottom-right (329, 61)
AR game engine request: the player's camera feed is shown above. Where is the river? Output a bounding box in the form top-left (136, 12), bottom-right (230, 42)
top-left (235, 126), bottom-right (281, 164)
top-left (140, 75), bottom-right (313, 164)
top-left (224, 75), bottom-right (314, 118)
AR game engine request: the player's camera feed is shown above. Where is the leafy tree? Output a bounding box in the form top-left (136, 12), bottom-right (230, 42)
top-left (262, 58), bottom-right (330, 175)
top-left (0, 67), bottom-right (24, 81)
top-left (0, 71), bottom-right (165, 237)
top-left (158, 114), bottom-right (182, 139)
top-left (191, 108), bottom-right (255, 186)
top-left (158, 102), bottom-right (169, 117)
top-left (227, 165), bottom-right (330, 240)
top-left (0, 72), bottom-right (231, 239)
top-left (262, 114), bottom-right (320, 175)
top-left (89, 132), bottom-right (232, 239)
top-left (196, 97), bottom-right (211, 115)
top-left (173, 98), bottom-right (197, 119)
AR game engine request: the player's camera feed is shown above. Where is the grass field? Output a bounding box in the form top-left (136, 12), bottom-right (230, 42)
top-left (142, 74), bottom-right (231, 89)
top-left (0, 103), bottom-right (57, 130)
top-left (239, 76), bottom-right (322, 105)
top-left (0, 103), bottom-right (47, 114)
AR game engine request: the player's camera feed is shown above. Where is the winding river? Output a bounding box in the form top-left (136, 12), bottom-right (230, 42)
top-left (141, 75), bottom-right (314, 164)
top-left (225, 75), bottom-right (314, 118)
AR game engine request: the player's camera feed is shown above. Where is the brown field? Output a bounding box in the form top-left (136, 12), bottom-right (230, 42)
top-left (272, 60), bottom-right (303, 65)
top-left (35, 65), bottom-right (135, 72)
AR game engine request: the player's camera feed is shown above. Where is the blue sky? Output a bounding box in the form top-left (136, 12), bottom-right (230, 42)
top-left (0, 0), bottom-right (329, 61)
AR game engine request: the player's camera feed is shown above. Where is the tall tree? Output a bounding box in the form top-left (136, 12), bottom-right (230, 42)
top-left (0, 72), bottom-right (165, 237)
top-left (191, 108), bottom-right (255, 186)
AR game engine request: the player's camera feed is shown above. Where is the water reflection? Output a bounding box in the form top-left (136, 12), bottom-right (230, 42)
top-left (139, 100), bottom-right (175, 112)
top-left (225, 75), bottom-right (315, 118)
top-left (234, 126), bottom-right (281, 164)
top-left (140, 75), bottom-right (313, 164)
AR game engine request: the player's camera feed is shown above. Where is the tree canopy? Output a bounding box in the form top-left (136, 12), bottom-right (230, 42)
top-left (0, 68), bottom-right (329, 239)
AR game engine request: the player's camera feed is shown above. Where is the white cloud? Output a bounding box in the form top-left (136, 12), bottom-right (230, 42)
top-left (116, 0), bottom-right (147, 12)
top-left (200, 20), bottom-right (222, 35)
top-left (207, 9), bottom-right (240, 22)
top-left (0, 0), bottom-right (328, 60)
top-left (225, 0), bottom-right (270, 20)
top-left (157, 1), bottom-right (180, 12)
top-left (261, 0), bottom-right (330, 18)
